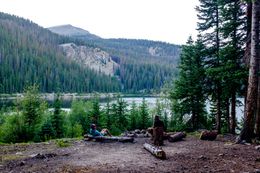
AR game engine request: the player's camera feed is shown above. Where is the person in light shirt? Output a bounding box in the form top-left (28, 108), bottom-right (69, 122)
top-left (89, 124), bottom-right (112, 137)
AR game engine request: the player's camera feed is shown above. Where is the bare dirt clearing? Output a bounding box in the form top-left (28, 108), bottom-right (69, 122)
top-left (0, 135), bottom-right (259, 173)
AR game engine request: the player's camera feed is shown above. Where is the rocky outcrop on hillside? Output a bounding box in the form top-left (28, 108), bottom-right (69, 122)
top-left (148, 47), bottom-right (162, 56)
top-left (60, 43), bottom-right (119, 76)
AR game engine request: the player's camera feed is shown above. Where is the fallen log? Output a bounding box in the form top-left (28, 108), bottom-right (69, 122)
top-left (200, 131), bottom-right (218, 141)
top-left (168, 132), bottom-right (186, 142)
top-left (147, 128), bottom-right (178, 140)
top-left (163, 132), bottom-right (178, 140)
top-left (143, 143), bottom-right (166, 159)
top-left (84, 135), bottom-right (134, 143)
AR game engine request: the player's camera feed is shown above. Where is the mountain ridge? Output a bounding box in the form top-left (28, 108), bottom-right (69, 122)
top-left (48, 24), bottom-right (100, 40)
top-left (48, 24), bottom-right (181, 92)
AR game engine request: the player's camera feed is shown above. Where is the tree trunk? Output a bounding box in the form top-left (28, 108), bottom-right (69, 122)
top-left (168, 132), bottom-right (186, 142)
top-left (225, 98), bottom-right (230, 133)
top-left (255, 0), bottom-right (260, 140)
top-left (239, 0), bottom-right (260, 143)
top-left (143, 143), bottom-right (166, 159)
top-left (216, 84), bottom-right (222, 134)
top-left (244, 2), bottom-right (252, 67)
top-left (153, 127), bottom-right (164, 146)
top-left (231, 92), bottom-right (236, 134)
top-left (256, 77), bottom-right (260, 139)
top-left (243, 3), bottom-right (252, 119)
top-left (216, 4), bottom-right (222, 134)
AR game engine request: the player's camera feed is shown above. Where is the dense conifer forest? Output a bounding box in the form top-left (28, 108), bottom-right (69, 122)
top-left (0, 13), bottom-right (122, 93)
top-left (0, 13), bottom-right (181, 94)
top-left (170, 0), bottom-right (260, 142)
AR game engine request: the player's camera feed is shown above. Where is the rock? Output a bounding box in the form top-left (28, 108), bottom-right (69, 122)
top-left (218, 153), bottom-right (224, 157)
top-left (19, 161), bottom-right (25, 166)
top-left (255, 158), bottom-right (260, 162)
top-left (35, 153), bottom-right (57, 159)
top-left (134, 129), bottom-right (141, 134)
top-left (255, 145), bottom-right (260, 151)
top-left (60, 43), bottom-right (119, 76)
top-left (141, 130), bottom-right (146, 134)
top-left (254, 169), bottom-right (260, 173)
top-left (198, 155), bottom-right (207, 160)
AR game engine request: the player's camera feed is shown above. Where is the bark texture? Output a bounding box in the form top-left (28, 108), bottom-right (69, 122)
top-left (84, 135), bottom-right (134, 143)
top-left (143, 143), bottom-right (166, 160)
top-left (168, 132), bottom-right (186, 142)
top-left (239, 0), bottom-right (260, 143)
top-left (200, 131), bottom-right (218, 141)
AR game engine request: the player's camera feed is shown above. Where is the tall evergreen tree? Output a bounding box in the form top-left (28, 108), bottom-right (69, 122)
top-left (170, 37), bottom-right (207, 130)
top-left (129, 101), bottom-right (138, 130)
top-left (20, 85), bottom-right (46, 141)
top-left (51, 93), bottom-right (64, 138)
top-left (218, 0), bottom-right (246, 134)
top-left (91, 98), bottom-right (101, 127)
top-left (196, 0), bottom-right (222, 133)
top-left (239, 0), bottom-right (260, 142)
top-left (116, 97), bottom-right (128, 131)
top-left (104, 101), bottom-right (112, 129)
top-left (139, 98), bottom-right (150, 129)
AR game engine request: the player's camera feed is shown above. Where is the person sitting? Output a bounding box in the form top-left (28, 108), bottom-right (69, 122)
top-left (153, 115), bottom-right (165, 146)
top-left (89, 124), bottom-right (112, 137)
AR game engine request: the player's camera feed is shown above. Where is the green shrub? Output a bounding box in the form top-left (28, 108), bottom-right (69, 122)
top-left (55, 139), bottom-right (70, 148)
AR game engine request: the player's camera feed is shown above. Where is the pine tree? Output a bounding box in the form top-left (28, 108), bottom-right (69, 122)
top-left (104, 101), bottom-right (112, 129)
top-left (155, 99), bottom-right (163, 118)
top-left (163, 110), bottom-right (168, 131)
top-left (20, 85), bottom-right (46, 141)
top-left (196, 0), bottom-right (222, 133)
top-left (91, 98), bottom-right (101, 127)
top-left (129, 101), bottom-right (138, 130)
top-left (239, 0), bottom-right (260, 142)
top-left (219, 0), bottom-right (246, 134)
top-left (139, 98), bottom-right (150, 129)
top-left (116, 97), bottom-right (128, 131)
top-left (51, 93), bottom-right (64, 138)
top-left (170, 37), bottom-right (207, 131)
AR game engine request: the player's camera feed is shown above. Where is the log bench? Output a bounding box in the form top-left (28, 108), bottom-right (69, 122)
top-left (84, 134), bottom-right (134, 143)
top-left (143, 143), bottom-right (166, 159)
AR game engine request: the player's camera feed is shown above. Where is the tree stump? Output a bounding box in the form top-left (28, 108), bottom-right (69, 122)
top-left (143, 143), bottom-right (166, 159)
top-left (168, 132), bottom-right (186, 142)
top-left (200, 131), bottom-right (218, 141)
top-left (153, 127), bottom-right (164, 146)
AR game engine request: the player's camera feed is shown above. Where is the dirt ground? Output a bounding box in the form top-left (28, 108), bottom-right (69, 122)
top-left (0, 134), bottom-right (259, 173)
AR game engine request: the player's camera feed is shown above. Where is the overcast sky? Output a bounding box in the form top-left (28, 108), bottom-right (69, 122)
top-left (0, 0), bottom-right (199, 45)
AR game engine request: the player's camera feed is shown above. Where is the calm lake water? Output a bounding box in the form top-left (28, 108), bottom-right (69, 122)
top-left (0, 95), bottom-right (163, 109)
top-left (0, 95), bottom-right (244, 121)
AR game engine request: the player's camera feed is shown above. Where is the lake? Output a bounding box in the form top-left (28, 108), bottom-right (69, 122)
top-left (0, 94), bottom-right (244, 121)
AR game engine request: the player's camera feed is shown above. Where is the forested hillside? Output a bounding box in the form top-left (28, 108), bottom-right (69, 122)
top-left (0, 13), bottom-right (121, 93)
top-left (0, 14), bottom-right (180, 94)
top-left (49, 25), bottom-right (181, 93)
